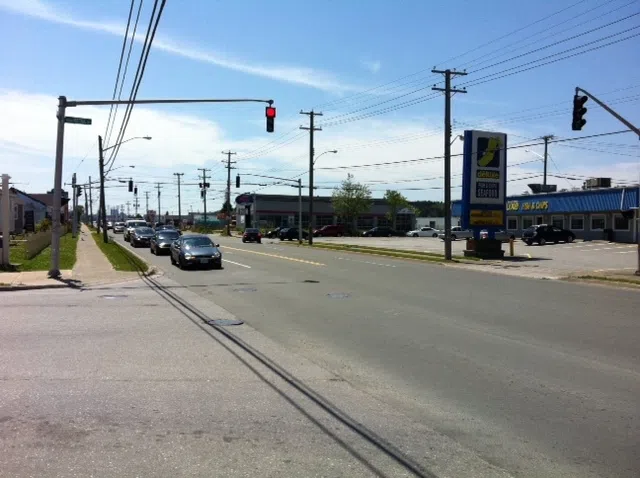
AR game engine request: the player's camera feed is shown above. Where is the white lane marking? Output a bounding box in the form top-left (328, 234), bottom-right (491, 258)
top-left (224, 259), bottom-right (252, 269)
top-left (616, 250), bottom-right (635, 254)
top-left (337, 256), bottom-right (396, 267)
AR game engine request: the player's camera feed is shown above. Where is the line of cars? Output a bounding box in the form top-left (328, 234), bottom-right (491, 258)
top-left (114, 219), bottom-right (222, 270)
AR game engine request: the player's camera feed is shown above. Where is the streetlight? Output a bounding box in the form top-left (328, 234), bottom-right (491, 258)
top-left (309, 149), bottom-right (338, 245)
top-left (109, 165), bottom-right (136, 173)
top-left (450, 134), bottom-right (464, 146)
top-left (98, 135), bottom-right (151, 242)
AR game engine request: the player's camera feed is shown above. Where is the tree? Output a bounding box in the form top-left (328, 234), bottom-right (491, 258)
top-left (331, 174), bottom-right (372, 233)
top-left (384, 190), bottom-right (411, 230)
top-left (221, 200), bottom-right (233, 217)
top-left (74, 205), bottom-right (84, 222)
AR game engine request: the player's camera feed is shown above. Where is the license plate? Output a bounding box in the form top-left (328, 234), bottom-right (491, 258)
top-left (199, 259), bottom-right (209, 264)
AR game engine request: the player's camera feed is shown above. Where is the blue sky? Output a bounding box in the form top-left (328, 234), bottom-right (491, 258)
top-left (0, 0), bottom-right (638, 215)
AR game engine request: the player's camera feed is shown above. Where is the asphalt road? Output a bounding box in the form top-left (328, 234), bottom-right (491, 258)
top-left (112, 232), bottom-right (640, 478)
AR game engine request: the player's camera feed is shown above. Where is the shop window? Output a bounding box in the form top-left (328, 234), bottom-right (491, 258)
top-left (522, 217), bottom-right (534, 229)
top-left (591, 215), bottom-right (605, 231)
top-left (551, 216), bottom-right (564, 229)
top-left (535, 215), bottom-right (544, 225)
top-left (613, 214), bottom-right (630, 231)
top-left (507, 216), bottom-right (518, 230)
top-left (570, 215), bottom-right (584, 230)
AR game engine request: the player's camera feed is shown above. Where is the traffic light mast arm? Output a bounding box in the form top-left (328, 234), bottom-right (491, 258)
top-left (576, 87), bottom-right (640, 138)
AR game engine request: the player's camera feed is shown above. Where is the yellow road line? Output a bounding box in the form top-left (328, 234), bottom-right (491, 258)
top-left (223, 245), bottom-right (325, 266)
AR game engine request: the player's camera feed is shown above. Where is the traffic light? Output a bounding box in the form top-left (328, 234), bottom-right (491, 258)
top-left (572, 95), bottom-right (588, 131)
top-left (266, 106), bottom-right (276, 133)
top-left (204, 182), bottom-right (210, 188)
top-left (134, 186), bottom-right (138, 195)
top-left (76, 186), bottom-right (82, 197)
top-left (236, 174), bottom-right (240, 188)
top-left (128, 180), bottom-right (133, 192)
top-left (200, 190), bottom-right (204, 199)
top-left (199, 183), bottom-right (203, 188)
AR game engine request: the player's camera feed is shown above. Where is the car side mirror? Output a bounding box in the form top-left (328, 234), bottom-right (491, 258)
top-left (173, 241), bottom-right (180, 248)
top-left (215, 243), bottom-right (220, 247)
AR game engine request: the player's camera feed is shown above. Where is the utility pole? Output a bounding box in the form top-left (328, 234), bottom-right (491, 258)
top-left (84, 180), bottom-right (89, 224)
top-left (198, 168), bottom-right (211, 225)
top-left (432, 68), bottom-right (467, 261)
top-left (126, 201), bottom-right (131, 217)
top-left (88, 176), bottom-right (93, 226)
top-left (174, 173), bottom-right (184, 227)
top-left (541, 134), bottom-right (555, 186)
top-left (155, 183), bottom-right (162, 224)
top-left (134, 192), bottom-right (139, 216)
top-left (98, 135), bottom-right (108, 243)
top-left (144, 191), bottom-right (150, 222)
top-left (300, 110), bottom-right (323, 245)
top-left (71, 173), bottom-right (78, 237)
top-left (222, 151), bottom-right (236, 235)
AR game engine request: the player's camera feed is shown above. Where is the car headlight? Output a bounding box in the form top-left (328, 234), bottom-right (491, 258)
top-left (184, 253), bottom-right (193, 258)
top-left (213, 252), bottom-right (221, 258)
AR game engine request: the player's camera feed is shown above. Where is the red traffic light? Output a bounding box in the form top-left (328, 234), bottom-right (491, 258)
top-left (265, 106), bottom-right (276, 118)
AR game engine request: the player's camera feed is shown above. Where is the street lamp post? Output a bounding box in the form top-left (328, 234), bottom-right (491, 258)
top-left (98, 136), bottom-right (150, 243)
top-left (309, 149), bottom-right (338, 245)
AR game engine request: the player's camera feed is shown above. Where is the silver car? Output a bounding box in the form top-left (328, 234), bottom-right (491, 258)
top-left (438, 226), bottom-right (473, 241)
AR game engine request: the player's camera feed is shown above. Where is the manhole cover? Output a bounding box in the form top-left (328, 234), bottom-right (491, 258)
top-left (100, 294), bottom-right (128, 299)
top-left (206, 319), bottom-right (244, 326)
top-left (303, 280), bottom-right (319, 283)
top-left (233, 287), bottom-right (257, 293)
top-left (327, 292), bottom-right (350, 299)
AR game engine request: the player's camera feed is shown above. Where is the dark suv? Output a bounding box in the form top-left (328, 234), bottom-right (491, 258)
top-left (522, 224), bottom-right (575, 245)
top-left (279, 227), bottom-right (309, 241)
top-left (313, 224), bottom-right (345, 237)
top-left (362, 227), bottom-right (402, 237)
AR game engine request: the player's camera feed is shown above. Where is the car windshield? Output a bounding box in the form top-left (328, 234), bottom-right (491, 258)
top-left (157, 231), bottom-right (180, 240)
top-left (183, 237), bottom-right (214, 248)
top-left (245, 228), bottom-right (259, 233)
top-left (136, 227), bottom-right (154, 234)
top-left (128, 222), bottom-right (146, 228)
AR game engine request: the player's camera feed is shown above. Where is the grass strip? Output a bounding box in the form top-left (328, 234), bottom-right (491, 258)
top-left (91, 233), bottom-right (149, 272)
top-left (7, 233), bottom-right (78, 271)
top-left (568, 275), bottom-right (640, 287)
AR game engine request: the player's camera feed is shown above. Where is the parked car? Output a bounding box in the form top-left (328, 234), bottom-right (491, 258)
top-left (113, 222), bottom-right (126, 233)
top-left (150, 229), bottom-right (181, 255)
top-left (279, 227), bottom-right (308, 241)
top-left (124, 220), bottom-right (148, 241)
top-left (479, 229), bottom-right (516, 242)
top-left (107, 221), bottom-right (113, 230)
top-left (130, 226), bottom-right (155, 247)
top-left (362, 227), bottom-right (402, 237)
top-left (265, 227), bottom-right (282, 239)
top-left (170, 234), bottom-right (222, 269)
top-left (313, 224), bottom-right (345, 237)
top-left (406, 227), bottom-right (440, 238)
top-left (438, 226), bottom-right (473, 241)
top-left (522, 224), bottom-right (575, 245)
top-left (242, 228), bottom-right (262, 243)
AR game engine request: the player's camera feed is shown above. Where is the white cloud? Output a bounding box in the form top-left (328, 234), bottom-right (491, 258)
top-left (0, 0), bottom-right (361, 93)
top-left (361, 60), bottom-right (381, 74)
top-left (0, 89), bottom-right (635, 215)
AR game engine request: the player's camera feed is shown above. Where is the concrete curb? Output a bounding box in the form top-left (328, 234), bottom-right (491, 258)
top-left (0, 282), bottom-right (75, 292)
top-left (109, 237), bottom-right (163, 278)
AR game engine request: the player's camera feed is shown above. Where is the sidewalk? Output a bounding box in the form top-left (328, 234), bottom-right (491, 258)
top-left (0, 270), bottom-right (74, 290)
top-left (71, 224), bottom-right (141, 286)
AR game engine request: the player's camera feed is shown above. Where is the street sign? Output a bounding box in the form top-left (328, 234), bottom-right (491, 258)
top-left (64, 116), bottom-right (92, 125)
top-left (460, 130), bottom-right (508, 232)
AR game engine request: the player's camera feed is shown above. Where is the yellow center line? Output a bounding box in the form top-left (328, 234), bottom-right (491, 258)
top-left (223, 245), bottom-right (326, 266)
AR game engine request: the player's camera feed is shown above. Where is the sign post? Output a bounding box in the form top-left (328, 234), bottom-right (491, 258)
top-left (460, 130), bottom-right (507, 258)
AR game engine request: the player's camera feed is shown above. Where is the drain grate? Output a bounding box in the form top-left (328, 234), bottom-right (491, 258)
top-left (327, 292), bottom-right (350, 299)
top-left (303, 280), bottom-right (319, 283)
top-left (233, 287), bottom-right (257, 293)
top-left (100, 294), bottom-right (129, 299)
top-left (206, 319), bottom-right (244, 326)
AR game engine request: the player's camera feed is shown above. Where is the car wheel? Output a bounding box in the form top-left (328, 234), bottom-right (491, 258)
top-left (432, 233), bottom-right (438, 238)
top-left (526, 239), bottom-right (533, 246)
top-left (451, 234), bottom-right (457, 240)
top-left (257, 240), bottom-right (261, 244)
top-left (150, 246), bottom-right (155, 254)
top-left (412, 233), bottom-right (419, 237)
top-left (337, 233), bottom-right (343, 237)
top-left (170, 253), bottom-right (176, 265)
top-left (567, 235), bottom-right (574, 243)
top-left (539, 238), bottom-right (546, 245)
top-left (178, 257), bottom-right (185, 269)
top-left (242, 239), bottom-right (246, 243)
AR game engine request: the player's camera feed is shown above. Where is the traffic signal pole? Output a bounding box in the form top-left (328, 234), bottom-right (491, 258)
top-left (174, 173), bottom-right (184, 227)
top-left (71, 173), bottom-right (78, 238)
top-left (573, 86), bottom-right (640, 275)
top-left (98, 135), bottom-right (109, 243)
top-left (432, 69), bottom-right (467, 261)
top-left (222, 151), bottom-right (236, 236)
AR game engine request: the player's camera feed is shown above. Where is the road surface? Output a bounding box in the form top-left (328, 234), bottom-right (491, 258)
top-left (112, 233), bottom-right (640, 477)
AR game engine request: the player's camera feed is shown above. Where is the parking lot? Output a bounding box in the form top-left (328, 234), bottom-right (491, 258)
top-left (314, 236), bottom-right (638, 278)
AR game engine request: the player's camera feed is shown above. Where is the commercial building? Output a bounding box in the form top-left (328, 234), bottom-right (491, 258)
top-left (234, 193), bottom-right (416, 231)
top-left (453, 185), bottom-right (639, 243)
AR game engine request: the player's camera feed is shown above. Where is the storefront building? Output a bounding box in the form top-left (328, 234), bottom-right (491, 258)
top-left (453, 186), bottom-right (639, 243)
top-left (235, 193), bottom-right (416, 231)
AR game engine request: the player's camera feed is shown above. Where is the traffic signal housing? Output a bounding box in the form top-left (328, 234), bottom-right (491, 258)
top-left (128, 180), bottom-right (133, 192)
top-left (266, 106), bottom-right (276, 133)
top-left (134, 186), bottom-right (138, 195)
top-left (572, 95), bottom-right (588, 131)
top-left (76, 186), bottom-right (82, 197)
top-left (236, 175), bottom-right (240, 188)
